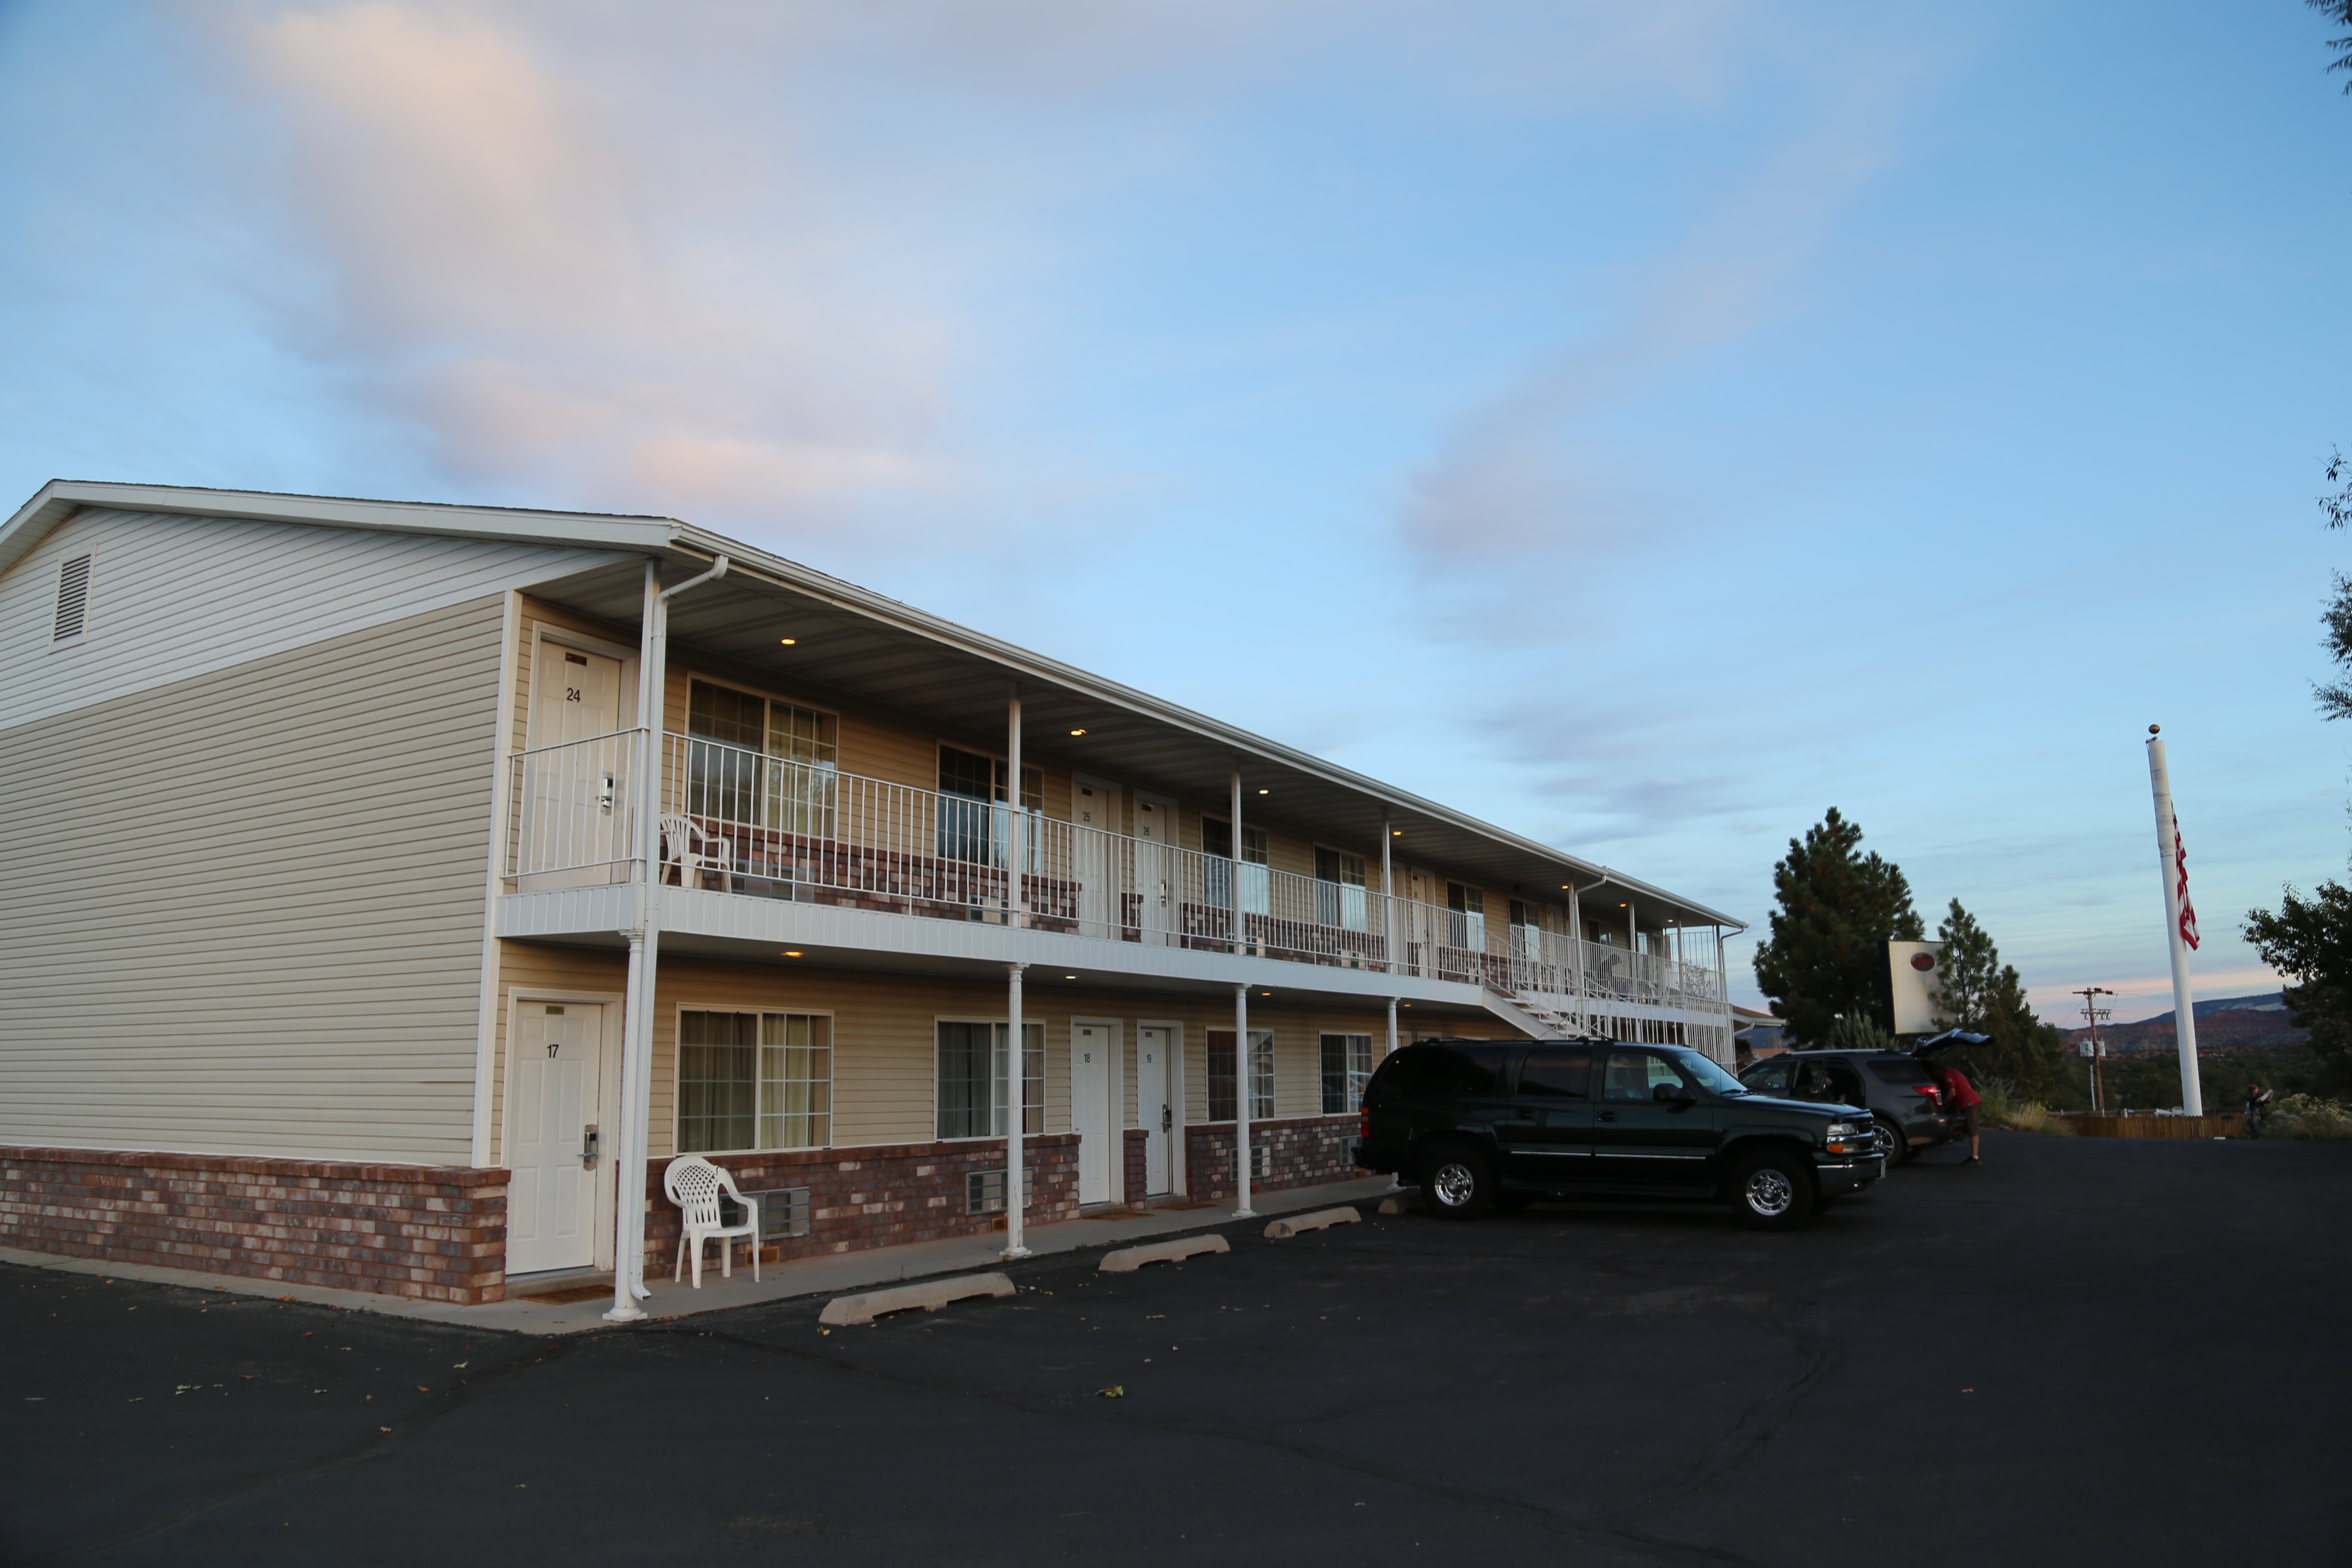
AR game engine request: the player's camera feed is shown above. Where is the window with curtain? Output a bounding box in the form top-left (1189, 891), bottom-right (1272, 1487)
top-left (1207, 1029), bottom-right (1275, 1122)
top-left (683, 680), bottom-right (839, 842)
top-left (1320, 1032), bottom-right (1373, 1114)
top-left (676, 1010), bottom-right (833, 1154)
top-left (1202, 818), bottom-right (1271, 915)
top-left (936, 745), bottom-right (1044, 868)
top-left (934, 1020), bottom-right (1044, 1139)
top-left (1315, 848), bottom-right (1368, 931)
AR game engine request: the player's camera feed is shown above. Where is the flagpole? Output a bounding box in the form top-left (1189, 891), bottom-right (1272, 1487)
top-left (2144, 726), bottom-right (2204, 1116)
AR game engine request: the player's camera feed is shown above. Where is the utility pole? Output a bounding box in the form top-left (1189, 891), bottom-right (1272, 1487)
top-left (2073, 986), bottom-right (2113, 1114)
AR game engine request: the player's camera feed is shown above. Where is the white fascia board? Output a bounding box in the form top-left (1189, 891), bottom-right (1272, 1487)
top-left (499, 886), bottom-right (1489, 1005)
top-left (0, 480), bottom-right (681, 579)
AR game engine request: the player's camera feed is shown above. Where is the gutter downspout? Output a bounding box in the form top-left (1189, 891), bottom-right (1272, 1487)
top-left (606, 552), bottom-right (729, 1324)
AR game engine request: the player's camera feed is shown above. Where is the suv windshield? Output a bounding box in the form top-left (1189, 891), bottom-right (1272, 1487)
top-left (1664, 1047), bottom-right (1748, 1096)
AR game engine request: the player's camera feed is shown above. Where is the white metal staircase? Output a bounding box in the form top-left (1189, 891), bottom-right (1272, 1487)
top-left (1481, 987), bottom-right (1585, 1040)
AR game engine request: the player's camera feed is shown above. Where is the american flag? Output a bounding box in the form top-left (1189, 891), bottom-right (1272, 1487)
top-left (2173, 826), bottom-right (2200, 951)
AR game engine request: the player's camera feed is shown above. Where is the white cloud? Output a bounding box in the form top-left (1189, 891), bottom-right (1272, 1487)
top-left (172, 0), bottom-right (1799, 552)
top-left (188, 0), bottom-right (977, 537)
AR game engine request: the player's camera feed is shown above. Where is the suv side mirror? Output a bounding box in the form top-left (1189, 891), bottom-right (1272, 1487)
top-left (1652, 1081), bottom-right (1694, 1104)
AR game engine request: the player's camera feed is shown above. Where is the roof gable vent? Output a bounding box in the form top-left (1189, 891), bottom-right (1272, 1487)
top-left (52, 554), bottom-right (92, 642)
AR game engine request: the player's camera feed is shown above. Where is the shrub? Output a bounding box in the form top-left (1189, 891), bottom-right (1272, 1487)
top-left (2259, 1094), bottom-right (2352, 1141)
top-left (1977, 1078), bottom-right (2072, 1134)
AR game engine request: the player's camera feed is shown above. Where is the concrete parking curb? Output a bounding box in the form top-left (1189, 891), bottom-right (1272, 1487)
top-left (1097, 1234), bottom-right (1231, 1273)
top-left (1265, 1207), bottom-right (1362, 1238)
top-left (818, 1272), bottom-right (1016, 1326)
top-left (1377, 1192), bottom-right (1423, 1215)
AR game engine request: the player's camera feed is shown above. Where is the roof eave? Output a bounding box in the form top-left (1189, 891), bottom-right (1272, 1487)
top-left (0, 479), bottom-right (683, 578)
top-left (664, 527), bottom-right (1749, 932)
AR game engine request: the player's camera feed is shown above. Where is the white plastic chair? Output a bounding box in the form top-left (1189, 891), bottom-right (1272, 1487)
top-left (665, 1155), bottom-right (761, 1287)
top-left (659, 814), bottom-right (734, 892)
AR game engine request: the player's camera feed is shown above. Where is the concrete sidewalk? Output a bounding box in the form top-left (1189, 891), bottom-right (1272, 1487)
top-left (0, 1173), bottom-right (1397, 1336)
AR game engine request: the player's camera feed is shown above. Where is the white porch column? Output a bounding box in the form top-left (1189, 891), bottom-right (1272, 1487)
top-left (1384, 993), bottom-right (1400, 1191)
top-left (1229, 765), bottom-right (1253, 1217)
top-left (606, 561), bottom-right (663, 1324)
top-left (1233, 981), bottom-right (1255, 1218)
top-left (1230, 767), bottom-right (1244, 956)
top-left (606, 553), bottom-right (728, 1325)
top-left (1715, 924), bottom-right (1732, 1065)
top-left (1006, 689), bottom-right (1025, 930)
top-left (1567, 881), bottom-right (1585, 1033)
top-left (1004, 962), bottom-right (1031, 1259)
top-left (1380, 812), bottom-right (1395, 980)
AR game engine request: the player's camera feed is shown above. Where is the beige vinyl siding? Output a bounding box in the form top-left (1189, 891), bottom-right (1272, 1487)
top-left (1, 508), bottom-right (619, 734)
top-left (0, 596), bottom-right (508, 1164)
top-left (487, 952), bottom-right (1400, 1161)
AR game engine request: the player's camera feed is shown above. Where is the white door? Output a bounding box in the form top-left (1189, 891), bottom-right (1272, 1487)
top-left (524, 646), bottom-right (626, 888)
top-left (1072, 779), bottom-right (1121, 939)
top-left (1072, 1022), bottom-right (1114, 1206)
top-left (508, 1002), bottom-right (606, 1275)
top-left (1133, 793), bottom-right (1178, 947)
top-left (1136, 1025), bottom-right (1172, 1196)
top-left (533, 646), bottom-right (621, 745)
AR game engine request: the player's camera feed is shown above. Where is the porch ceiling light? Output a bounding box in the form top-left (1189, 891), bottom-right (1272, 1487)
top-left (1069, 728), bottom-right (1087, 735)
top-left (779, 637), bottom-right (798, 645)
top-left (1064, 974), bottom-right (1078, 979)
top-left (781, 949), bottom-right (804, 957)
top-left (1257, 788), bottom-right (1269, 795)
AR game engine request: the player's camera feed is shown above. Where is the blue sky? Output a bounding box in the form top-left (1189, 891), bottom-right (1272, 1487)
top-left (4, 1), bottom-right (2349, 1020)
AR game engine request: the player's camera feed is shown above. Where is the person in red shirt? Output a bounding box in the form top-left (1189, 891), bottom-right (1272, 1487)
top-left (1942, 1065), bottom-right (1984, 1166)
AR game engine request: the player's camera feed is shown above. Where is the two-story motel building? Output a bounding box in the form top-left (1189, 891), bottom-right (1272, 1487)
top-left (0, 483), bottom-right (1741, 1308)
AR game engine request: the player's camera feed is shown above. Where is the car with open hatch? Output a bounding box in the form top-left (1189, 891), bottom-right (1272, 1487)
top-left (1351, 1037), bottom-right (1883, 1228)
top-left (1736, 1048), bottom-right (1963, 1164)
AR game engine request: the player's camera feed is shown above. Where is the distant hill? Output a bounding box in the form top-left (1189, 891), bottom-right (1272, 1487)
top-left (2063, 993), bottom-right (2306, 1053)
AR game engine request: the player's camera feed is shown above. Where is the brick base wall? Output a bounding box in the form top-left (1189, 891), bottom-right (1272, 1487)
top-left (1123, 1128), bottom-right (1148, 1204)
top-left (0, 1146), bottom-right (508, 1305)
top-left (1183, 1116), bottom-right (1365, 1201)
top-left (645, 1134), bottom-right (1081, 1271)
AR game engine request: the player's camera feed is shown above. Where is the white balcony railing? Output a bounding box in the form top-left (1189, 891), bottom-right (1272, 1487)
top-left (505, 730), bottom-right (1732, 1047)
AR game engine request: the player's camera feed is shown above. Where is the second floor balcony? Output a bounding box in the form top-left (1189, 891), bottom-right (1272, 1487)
top-left (505, 729), bottom-right (1727, 1017)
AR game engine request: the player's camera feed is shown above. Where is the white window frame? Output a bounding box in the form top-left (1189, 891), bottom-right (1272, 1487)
top-left (670, 1004), bottom-right (837, 1156)
top-left (934, 1014), bottom-right (1045, 1142)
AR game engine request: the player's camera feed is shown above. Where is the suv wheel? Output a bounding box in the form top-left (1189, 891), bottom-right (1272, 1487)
top-left (1730, 1153), bottom-right (1816, 1230)
top-left (1873, 1117), bottom-right (1917, 1166)
top-left (1422, 1145), bottom-right (1494, 1220)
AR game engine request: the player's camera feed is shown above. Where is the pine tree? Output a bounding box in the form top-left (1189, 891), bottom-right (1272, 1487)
top-left (1930, 898), bottom-right (2068, 1092)
top-left (1934, 900), bottom-right (2003, 1031)
top-left (1822, 1013), bottom-right (1896, 1054)
top-left (2243, 881), bottom-right (2352, 1095)
top-left (1751, 808), bottom-right (1925, 1045)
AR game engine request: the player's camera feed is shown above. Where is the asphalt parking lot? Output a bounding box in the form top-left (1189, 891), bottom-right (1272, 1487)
top-left (5, 1132), bottom-right (2348, 1567)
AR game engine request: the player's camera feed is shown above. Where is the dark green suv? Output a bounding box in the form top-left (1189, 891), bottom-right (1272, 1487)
top-left (1351, 1038), bottom-right (1885, 1228)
